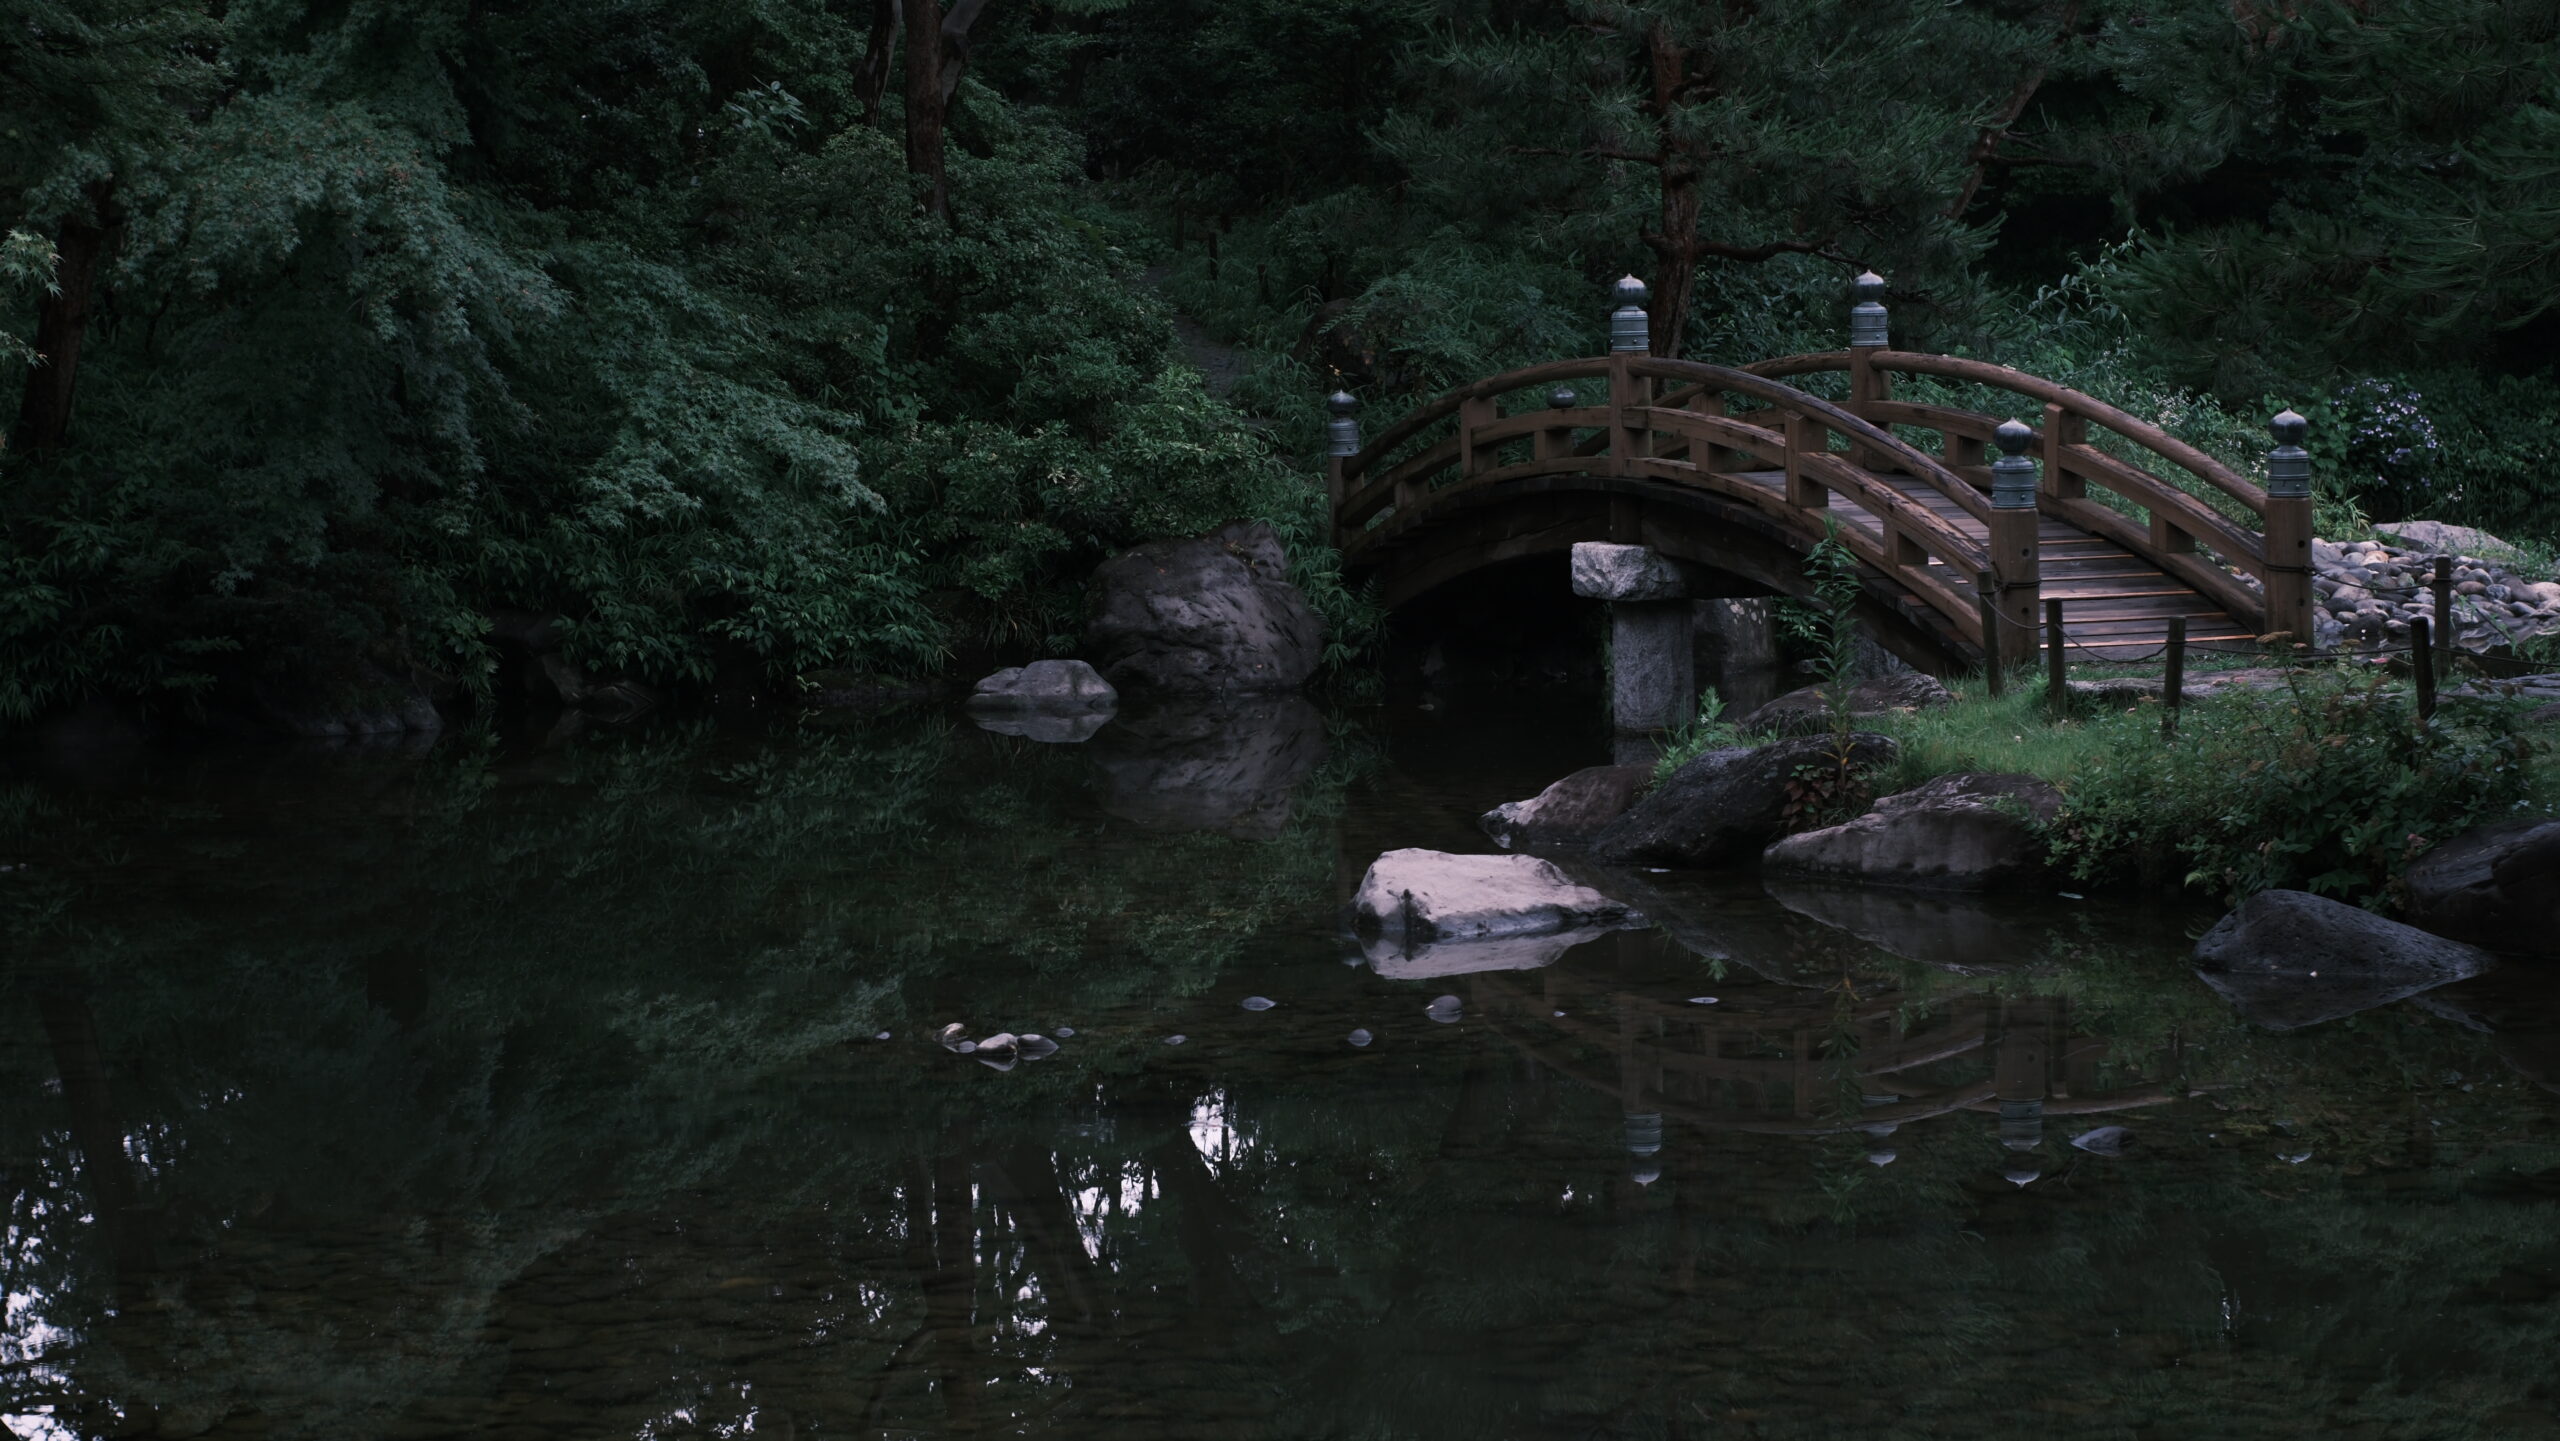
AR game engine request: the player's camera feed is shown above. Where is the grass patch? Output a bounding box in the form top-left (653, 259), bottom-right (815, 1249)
top-left (1858, 667), bottom-right (2546, 906)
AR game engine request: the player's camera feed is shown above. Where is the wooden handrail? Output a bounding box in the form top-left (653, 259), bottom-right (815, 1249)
top-left (1750, 349), bottom-right (2271, 517)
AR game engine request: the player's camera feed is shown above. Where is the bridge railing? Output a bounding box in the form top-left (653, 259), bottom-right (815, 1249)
top-left (1737, 274), bottom-right (2315, 644)
top-left (1327, 318), bottom-right (2036, 661)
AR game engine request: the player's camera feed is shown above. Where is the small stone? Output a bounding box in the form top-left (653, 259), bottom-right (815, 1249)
top-left (2458, 580), bottom-right (2489, 596)
top-left (938, 1022), bottom-right (971, 1051)
top-left (873, 1031), bottom-right (893, 1041)
top-left (1164, 1034), bottom-right (1187, 1046)
top-left (1347, 1028), bottom-right (1374, 1047)
top-left (1016, 1034), bottom-right (1059, 1059)
top-left (1687, 996), bottom-right (1719, 1005)
top-left (1239, 996), bottom-right (1277, 1011)
top-left (2280, 1150), bottom-right (2312, 1165)
top-left (977, 1032), bottom-right (1019, 1054)
top-left (1425, 995), bottom-right (1464, 1023)
top-left (1866, 1150), bottom-right (1897, 1167)
top-left (1054, 1026), bottom-right (1076, 1037)
top-left (953, 1040), bottom-right (978, 1054)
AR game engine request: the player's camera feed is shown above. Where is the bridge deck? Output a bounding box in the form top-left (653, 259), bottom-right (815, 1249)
top-left (1726, 469), bottom-right (2256, 659)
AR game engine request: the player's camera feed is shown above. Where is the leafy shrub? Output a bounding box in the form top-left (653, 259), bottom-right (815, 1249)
top-left (2048, 671), bottom-right (2531, 907)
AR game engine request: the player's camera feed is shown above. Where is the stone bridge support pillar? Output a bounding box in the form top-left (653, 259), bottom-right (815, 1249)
top-left (1573, 543), bottom-right (1694, 734)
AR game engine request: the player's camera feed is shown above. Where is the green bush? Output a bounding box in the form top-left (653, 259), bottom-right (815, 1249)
top-left (2047, 673), bottom-right (2532, 907)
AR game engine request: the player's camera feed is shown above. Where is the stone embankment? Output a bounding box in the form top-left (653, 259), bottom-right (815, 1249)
top-left (2307, 529), bottom-right (2560, 650)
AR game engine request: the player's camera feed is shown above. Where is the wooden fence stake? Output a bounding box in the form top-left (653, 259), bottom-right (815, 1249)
top-left (2163, 617), bottom-right (2186, 740)
top-left (2412, 616), bottom-right (2436, 724)
top-left (1977, 579), bottom-right (2002, 699)
top-left (2432, 557), bottom-right (2454, 673)
top-left (2045, 598), bottom-right (2068, 717)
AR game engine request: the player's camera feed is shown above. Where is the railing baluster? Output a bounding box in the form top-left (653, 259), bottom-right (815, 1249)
top-left (2263, 409), bottom-right (2316, 647)
top-left (1989, 419), bottom-right (2043, 670)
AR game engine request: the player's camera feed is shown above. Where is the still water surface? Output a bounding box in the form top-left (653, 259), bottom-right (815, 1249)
top-left (5, 700), bottom-right (2559, 1440)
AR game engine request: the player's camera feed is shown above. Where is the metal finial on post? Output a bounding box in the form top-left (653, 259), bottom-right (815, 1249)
top-left (1990, 418), bottom-right (2038, 509)
top-left (1326, 390), bottom-right (1362, 457)
top-left (1609, 275), bottom-right (1649, 354)
top-left (1549, 386), bottom-right (1578, 409)
top-left (1849, 271), bottom-right (1889, 349)
top-left (2265, 408), bottom-right (2311, 497)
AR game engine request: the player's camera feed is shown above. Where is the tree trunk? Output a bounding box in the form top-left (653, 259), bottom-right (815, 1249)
top-left (11, 185), bottom-right (117, 457)
top-left (1642, 24), bottom-right (1699, 359)
top-left (854, 0), bottom-right (900, 128)
top-left (901, 0), bottom-right (949, 219)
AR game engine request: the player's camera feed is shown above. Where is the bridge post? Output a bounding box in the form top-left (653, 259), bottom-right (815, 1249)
top-left (1988, 419), bottom-right (2044, 670)
top-left (1572, 542), bottom-right (1694, 735)
top-left (2264, 409), bottom-right (2316, 647)
top-left (1325, 390), bottom-right (1360, 519)
top-left (1847, 272), bottom-right (1894, 469)
top-left (1609, 276), bottom-right (1651, 473)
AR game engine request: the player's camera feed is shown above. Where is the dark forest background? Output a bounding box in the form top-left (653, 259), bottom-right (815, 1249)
top-left (5, 0), bottom-right (2557, 722)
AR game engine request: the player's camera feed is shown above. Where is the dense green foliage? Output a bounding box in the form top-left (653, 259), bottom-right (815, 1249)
top-left (1872, 670), bottom-right (2539, 905)
top-left (6, 0), bottom-right (2558, 721)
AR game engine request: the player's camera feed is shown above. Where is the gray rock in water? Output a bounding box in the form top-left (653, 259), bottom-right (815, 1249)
top-left (1354, 848), bottom-right (1644, 942)
top-left (1735, 674), bottom-right (1949, 737)
top-left (1588, 733), bottom-right (1899, 869)
top-left (1425, 995), bottom-right (1464, 1023)
top-left (2193, 889), bottom-right (2495, 1031)
top-left (1347, 1028), bottom-right (1374, 1047)
top-left (966, 658), bottom-right (1119, 713)
top-left (1163, 1034), bottom-right (1187, 1046)
top-left (1480, 764), bottom-right (1652, 851)
top-left (1086, 521), bottom-right (1322, 695)
top-left (2402, 818), bottom-right (2560, 958)
top-left (1016, 1034), bottom-right (1059, 1059)
top-left (1240, 996), bottom-right (1276, 1011)
top-left (2071, 1126), bottom-right (2134, 1156)
top-left (1762, 772), bottom-right (2061, 891)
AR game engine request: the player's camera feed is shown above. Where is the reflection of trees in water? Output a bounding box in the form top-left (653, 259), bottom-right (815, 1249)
top-left (4, 732), bottom-right (2560, 1438)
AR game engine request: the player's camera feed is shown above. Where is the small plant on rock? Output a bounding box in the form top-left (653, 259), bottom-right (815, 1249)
top-left (1780, 521), bottom-right (1878, 831)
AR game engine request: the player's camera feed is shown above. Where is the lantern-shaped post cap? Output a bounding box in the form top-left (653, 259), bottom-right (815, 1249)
top-left (2269, 408), bottom-right (2309, 446)
top-left (1993, 418), bottom-right (2036, 456)
top-left (1328, 390), bottom-right (1359, 417)
top-left (1848, 271), bottom-right (1890, 348)
top-left (1548, 385), bottom-right (1578, 409)
top-left (1612, 274), bottom-right (1649, 307)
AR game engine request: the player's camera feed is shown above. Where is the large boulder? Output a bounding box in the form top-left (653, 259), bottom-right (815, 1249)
top-left (1588, 733), bottom-right (1899, 869)
top-left (2192, 889), bottom-right (2494, 1031)
top-left (1761, 773), bottom-right (2061, 891)
top-left (1085, 521), bottom-right (1323, 695)
top-left (2401, 818), bottom-right (2560, 957)
top-left (965, 658), bottom-right (1118, 713)
top-left (1354, 849), bottom-right (1643, 943)
top-left (1736, 674), bottom-right (1949, 737)
top-left (1480, 765), bottom-right (1652, 850)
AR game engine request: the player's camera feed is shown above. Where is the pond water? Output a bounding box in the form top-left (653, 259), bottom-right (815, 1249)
top-left (5, 699), bottom-right (2559, 1440)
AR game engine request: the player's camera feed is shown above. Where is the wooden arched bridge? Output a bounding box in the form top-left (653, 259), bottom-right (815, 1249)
top-left (1323, 276), bottom-right (2314, 670)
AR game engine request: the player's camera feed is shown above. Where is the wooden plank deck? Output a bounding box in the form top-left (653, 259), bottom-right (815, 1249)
top-left (1725, 468), bottom-right (2256, 660)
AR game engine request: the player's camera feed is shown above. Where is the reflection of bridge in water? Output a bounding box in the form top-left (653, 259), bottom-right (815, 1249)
top-left (1466, 949), bottom-right (2187, 1182)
